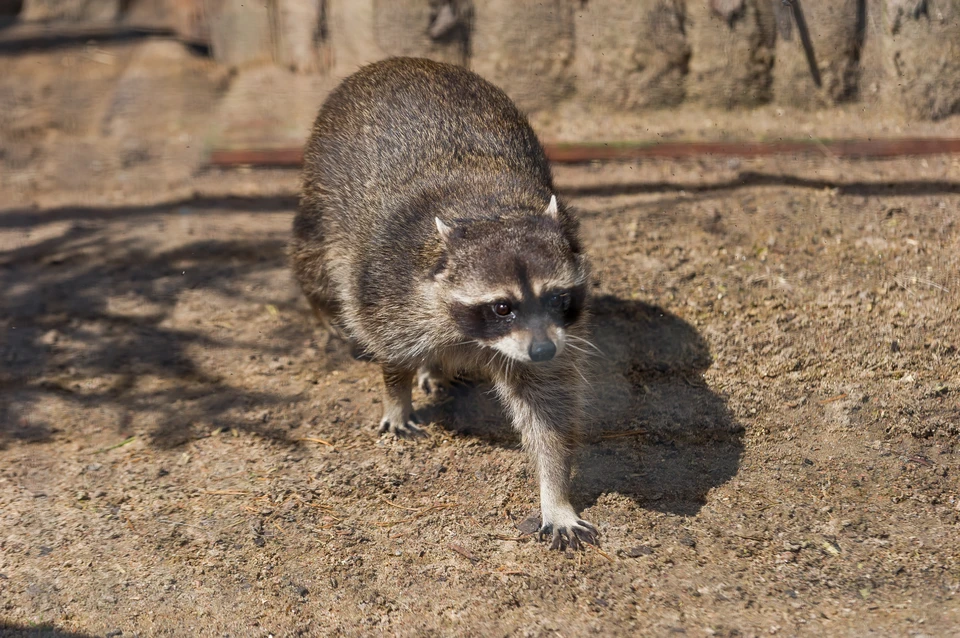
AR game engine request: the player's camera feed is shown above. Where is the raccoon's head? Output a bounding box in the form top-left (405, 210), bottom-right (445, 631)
top-left (433, 195), bottom-right (589, 364)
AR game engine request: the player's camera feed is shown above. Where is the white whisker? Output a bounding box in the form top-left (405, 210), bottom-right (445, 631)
top-left (447, 339), bottom-right (479, 348)
top-left (568, 334), bottom-right (604, 356)
top-left (564, 343), bottom-right (596, 357)
top-left (572, 362), bottom-right (592, 388)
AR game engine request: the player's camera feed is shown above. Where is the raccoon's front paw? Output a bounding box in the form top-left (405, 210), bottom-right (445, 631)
top-left (538, 508), bottom-right (598, 551)
top-left (378, 412), bottom-right (425, 439)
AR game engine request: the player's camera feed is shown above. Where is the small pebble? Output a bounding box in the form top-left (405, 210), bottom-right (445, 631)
top-left (515, 511), bottom-right (541, 535)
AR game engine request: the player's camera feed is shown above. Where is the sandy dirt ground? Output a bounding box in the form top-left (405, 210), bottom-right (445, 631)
top-left (2, 37), bottom-right (960, 638)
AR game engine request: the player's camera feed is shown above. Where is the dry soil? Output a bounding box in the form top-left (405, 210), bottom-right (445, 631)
top-left (1, 36), bottom-right (960, 638)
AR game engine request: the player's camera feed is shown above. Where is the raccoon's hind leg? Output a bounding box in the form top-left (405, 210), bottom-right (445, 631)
top-left (379, 364), bottom-right (426, 438)
top-left (417, 362), bottom-right (450, 396)
top-left (305, 296), bottom-right (342, 337)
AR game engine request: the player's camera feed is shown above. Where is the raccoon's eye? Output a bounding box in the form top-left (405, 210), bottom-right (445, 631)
top-left (492, 301), bottom-right (512, 317)
top-left (546, 292), bottom-right (571, 311)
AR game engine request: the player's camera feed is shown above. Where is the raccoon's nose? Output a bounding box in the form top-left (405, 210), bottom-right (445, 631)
top-left (528, 340), bottom-right (557, 362)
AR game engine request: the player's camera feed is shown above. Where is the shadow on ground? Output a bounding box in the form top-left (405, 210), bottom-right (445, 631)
top-left (3, 194), bottom-right (744, 513)
top-left (0, 209), bottom-right (309, 450)
top-left (0, 623), bottom-right (93, 638)
top-left (561, 171), bottom-right (960, 198)
top-left (0, 195), bottom-right (298, 230)
top-left (1, 170), bottom-right (958, 231)
top-left (575, 295), bottom-right (742, 516)
top-left (426, 295), bottom-right (743, 517)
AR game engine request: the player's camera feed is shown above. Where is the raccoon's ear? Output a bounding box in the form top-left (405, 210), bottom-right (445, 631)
top-left (435, 217), bottom-right (456, 242)
top-left (544, 194), bottom-right (559, 219)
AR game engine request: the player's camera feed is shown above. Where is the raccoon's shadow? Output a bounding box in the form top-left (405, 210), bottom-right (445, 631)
top-left (428, 294), bottom-right (743, 517)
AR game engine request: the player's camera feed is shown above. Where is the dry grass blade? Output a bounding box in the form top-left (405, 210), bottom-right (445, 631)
top-left (301, 499), bottom-right (338, 514)
top-left (298, 436), bottom-right (335, 448)
top-left (93, 435), bottom-right (137, 454)
top-left (731, 533), bottom-right (767, 542)
top-left (818, 393), bottom-right (848, 404)
top-left (599, 429), bottom-right (646, 440)
top-left (374, 502), bottom-right (456, 527)
top-left (378, 497), bottom-right (422, 512)
top-left (202, 490), bottom-right (249, 496)
top-left (490, 567), bottom-right (529, 576)
top-left (589, 544), bottom-right (614, 562)
top-left (488, 533), bottom-right (529, 542)
top-left (426, 503), bottom-right (457, 511)
top-left (448, 543), bottom-right (480, 563)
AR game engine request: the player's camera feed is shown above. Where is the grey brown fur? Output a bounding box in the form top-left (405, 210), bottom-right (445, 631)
top-left (290, 57), bottom-right (597, 550)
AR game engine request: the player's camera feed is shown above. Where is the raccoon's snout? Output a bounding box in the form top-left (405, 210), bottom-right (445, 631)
top-left (529, 339), bottom-right (557, 362)
top-left (488, 327), bottom-right (565, 364)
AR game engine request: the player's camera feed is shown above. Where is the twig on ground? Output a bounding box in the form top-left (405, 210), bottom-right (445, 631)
top-left (487, 533), bottom-right (529, 542)
top-left (599, 430), bottom-right (646, 440)
top-left (489, 567), bottom-right (529, 576)
top-left (378, 497), bottom-right (422, 512)
top-left (448, 543), bottom-right (480, 563)
top-left (589, 544), bottom-right (614, 562)
top-left (374, 502), bottom-right (457, 527)
top-left (93, 435), bottom-right (137, 454)
top-left (299, 436), bottom-right (335, 448)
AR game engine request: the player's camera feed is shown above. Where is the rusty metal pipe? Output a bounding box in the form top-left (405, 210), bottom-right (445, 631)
top-left (207, 138), bottom-right (960, 168)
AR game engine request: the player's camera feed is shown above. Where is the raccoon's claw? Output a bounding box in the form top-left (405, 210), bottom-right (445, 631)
top-left (538, 519), bottom-right (599, 551)
top-left (378, 414), bottom-right (426, 439)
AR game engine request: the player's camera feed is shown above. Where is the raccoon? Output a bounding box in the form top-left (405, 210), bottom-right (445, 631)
top-left (290, 57), bottom-right (597, 550)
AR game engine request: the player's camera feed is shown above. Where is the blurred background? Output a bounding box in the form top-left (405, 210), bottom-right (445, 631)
top-left (2, 0), bottom-right (960, 206)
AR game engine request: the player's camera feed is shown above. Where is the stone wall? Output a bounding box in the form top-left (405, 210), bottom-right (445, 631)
top-left (12, 0), bottom-right (960, 120)
top-left (686, 0), bottom-right (776, 108)
top-left (878, 0), bottom-right (960, 120)
top-left (772, 0), bottom-right (863, 109)
top-left (573, 0), bottom-right (689, 110)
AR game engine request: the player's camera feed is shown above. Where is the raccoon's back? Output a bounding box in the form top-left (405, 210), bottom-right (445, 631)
top-left (295, 58), bottom-right (556, 359)
top-left (301, 57), bottom-right (552, 226)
